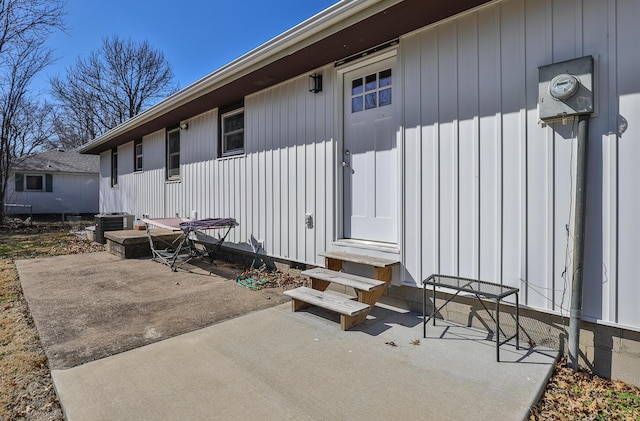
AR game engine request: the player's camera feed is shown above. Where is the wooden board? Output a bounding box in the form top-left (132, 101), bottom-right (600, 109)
top-left (284, 287), bottom-right (370, 316)
top-left (301, 268), bottom-right (385, 292)
top-left (318, 251), bottom-right (400, 268)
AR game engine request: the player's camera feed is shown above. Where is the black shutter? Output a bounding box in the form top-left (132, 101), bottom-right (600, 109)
top-left (15, 173), bottom-right (24, 191)
top-left (45, 174), bottom-right (53, 192)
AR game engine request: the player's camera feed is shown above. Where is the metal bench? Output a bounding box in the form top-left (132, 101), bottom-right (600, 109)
top-left (422, 274), bottom-right (520, 362)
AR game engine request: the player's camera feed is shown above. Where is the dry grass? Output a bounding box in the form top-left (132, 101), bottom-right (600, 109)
top-left (530, 358), bottom-right (640, 420)
top-left (0, 259), bottom-right (63, 420)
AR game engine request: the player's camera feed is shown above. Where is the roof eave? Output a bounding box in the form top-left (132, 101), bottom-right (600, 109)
top-left (78, 0), bottom-right (395, 154)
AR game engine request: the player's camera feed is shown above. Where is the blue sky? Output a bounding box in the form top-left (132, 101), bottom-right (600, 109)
top-left (34, 0), bottom-right (337, 96)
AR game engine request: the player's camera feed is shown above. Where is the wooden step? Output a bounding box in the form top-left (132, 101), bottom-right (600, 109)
top-left (301, 268), bottom-right (385, 292)
top-left (318, 251), bottom-right (400, 268)
top-left (284, 287), bottom-right (368, 316)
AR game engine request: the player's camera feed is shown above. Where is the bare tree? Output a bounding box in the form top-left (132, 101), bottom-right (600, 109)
top-left (0, 0), bottom-right (64, 220)
top-left (0, 0), bottom-right (64, 57)
top-left (51, 35), bottom-right (178, 149)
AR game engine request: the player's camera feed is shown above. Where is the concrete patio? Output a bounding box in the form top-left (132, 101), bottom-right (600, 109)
top-left (17, 253), bottom-right (558, 420)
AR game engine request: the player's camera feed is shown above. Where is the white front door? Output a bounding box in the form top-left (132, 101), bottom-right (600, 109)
top-left (342, 56), bottom-right (397, 244)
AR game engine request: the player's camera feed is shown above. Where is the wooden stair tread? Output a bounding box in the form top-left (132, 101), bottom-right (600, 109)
top-left (284, 287), bottom-right (370, 316)
top-left (301, 268), bottom-right (385, 292)
top-left (319, 251), bottom-right (400, 268)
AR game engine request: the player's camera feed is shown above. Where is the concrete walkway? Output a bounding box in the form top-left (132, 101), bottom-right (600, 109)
top-left (51, 302), bottom-right (557, 420)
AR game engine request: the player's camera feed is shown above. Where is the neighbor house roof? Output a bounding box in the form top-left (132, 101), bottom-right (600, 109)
top-left (79, 0), bottom-right (490, 155)
top-left (13, 149), bottom-right (100, 174)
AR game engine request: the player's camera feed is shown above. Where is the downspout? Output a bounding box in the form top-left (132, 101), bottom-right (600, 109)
top-left (568, 114), bottom-right (589, 371)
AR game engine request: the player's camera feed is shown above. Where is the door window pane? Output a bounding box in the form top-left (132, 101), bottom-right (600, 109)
top-left (379, 69), bottom-right (392, 87)
top-left (365, 93), bottom-right (377, 110)
top-left (365, 73), bottom-right (377, 91)
top-left (379, 88), bottom-right (392, 107)
top-left (352, 96), bottom-right (363, 113)
top-left (352, 78), bottom-right (363, 95)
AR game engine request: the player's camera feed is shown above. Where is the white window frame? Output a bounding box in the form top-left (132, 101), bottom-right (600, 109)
top-left (166, 127), bottom-right (181, 181)
top-left (25, 174), bottom-right (44, 191)
top-left (221, 108), bottom-right (245, 157)
top-left (134, 139), bottom-right (143, 172)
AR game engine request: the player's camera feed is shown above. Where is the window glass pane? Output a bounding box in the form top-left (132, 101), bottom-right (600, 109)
top-left (379, 69), bottom-right (392, 87)
top-left (26, 176), bottom-right (42, 190)
top-left (169, 138), bottom-right (179, 154)
top-left (365, 73), bottom-right (377, 91)
top-left (379, 88), bottom-right (392, 106)
top-left (225, 133), bottom-right (244, 152)
top-left (169, 154), bottom-right (180, 171)
top-left (224, 113), bottom-right (244, 133)
top-left (352, 78), bottom-right (363, 96)
top-left (221, 109), bottom-right (244, 155)
top-left (136, 157), bottom-right (143, 170)
top-left (167, 166), bottom-right (179, 178)
top-left (352, 96), bottom-right (363, 113)
top-left (365, 92), bottom-right (377, 109)
top-left (168, 132), bottom-right (180, 154)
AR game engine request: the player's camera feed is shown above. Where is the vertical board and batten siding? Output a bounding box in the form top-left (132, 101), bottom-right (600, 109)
top-left (400, 0), bottom-right (640, 327)
top-left (100, 71), bottom-right (334, 264)
top-left (615, 0), bottom-right (640, 328)
top-left (243, 70), bottom-right (334, 262)
top-left (96, 0), bottom-right (640, 328)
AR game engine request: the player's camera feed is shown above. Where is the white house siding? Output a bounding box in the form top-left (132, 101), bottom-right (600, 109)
top-left (399, 0), bottom-right (640, 327)
top-left (97, 0), bottom-right (640, 328)
top-left (7, 173), bottom-right (98, 214)
top-left (100, 71), bottom-right (335, 262)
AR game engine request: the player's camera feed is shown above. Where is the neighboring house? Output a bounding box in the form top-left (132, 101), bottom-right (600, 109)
top-left (6, 149), bottom-right (99, 215)
top-left (79, 0), bottom-right (640, 385)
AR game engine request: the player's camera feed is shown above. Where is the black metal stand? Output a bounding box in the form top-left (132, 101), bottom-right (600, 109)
top-left (422, 274), bottom-right (520, 362)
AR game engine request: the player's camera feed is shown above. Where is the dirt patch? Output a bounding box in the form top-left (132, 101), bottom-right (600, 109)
top-left (17, 253), bottom-right (300, 370)
top-left (0, 259), bottom-right (63, 420)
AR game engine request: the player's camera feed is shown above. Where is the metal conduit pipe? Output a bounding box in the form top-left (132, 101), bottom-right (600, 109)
top-left (568, 114), bottom-right (590, 371)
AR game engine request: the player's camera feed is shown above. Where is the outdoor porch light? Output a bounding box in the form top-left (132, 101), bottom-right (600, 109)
top-left (309, 73), bottom-right (322, 93)
top-left (180, 122), bottom-right (189, 130)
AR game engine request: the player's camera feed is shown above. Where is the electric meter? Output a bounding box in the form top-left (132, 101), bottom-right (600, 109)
top-left (549, 74), bottom-right (579, 100)
top-left (538, 56), bottom-right (593, 121)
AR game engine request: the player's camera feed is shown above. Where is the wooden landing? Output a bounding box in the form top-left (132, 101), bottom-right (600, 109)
top-left (318, 251), bottom-right (400, 268)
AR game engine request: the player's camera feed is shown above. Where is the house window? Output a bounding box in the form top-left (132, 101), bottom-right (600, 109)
top-left (221, 108), bottom-right (244, 156)
top-left (111, 148), bottom-right (118, 187)
top-left (134, 139), bottom-right (143, 172)
top-left (26, 175), bottom-right (44, 191)
top-left (351, 68), bottom-right (392, 113)
top-left (16, 174), bottom-right (52, 192)
top-left (166, 127), bottom-right (180, 180)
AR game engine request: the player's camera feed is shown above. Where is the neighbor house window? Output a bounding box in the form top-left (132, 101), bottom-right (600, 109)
top-left (111, 148), bottom-right (118, 187)
top-left (26, 175), bottom-right (44, 191)
top-left (134, 139), bottom-right (143, 172)
top-left (166, 127), bottom-right (180, 180)
top-left (221, 108), bottom-right (244, 156)
top-left (17, 174), bottom-right (52, 192)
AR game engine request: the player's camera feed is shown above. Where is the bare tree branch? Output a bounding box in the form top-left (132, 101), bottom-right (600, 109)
top-left (0, 0), bottom-right (64, 220)
top-left (51, 35), bottom-right (178, 149)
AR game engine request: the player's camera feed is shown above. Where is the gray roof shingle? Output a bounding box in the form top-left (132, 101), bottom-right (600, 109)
top-left (13, 149), bottom-right (99, 174)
